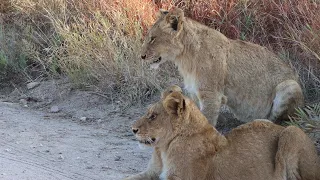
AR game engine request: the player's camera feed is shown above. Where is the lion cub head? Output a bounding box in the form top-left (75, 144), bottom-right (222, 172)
top-left (140, 8), bottom-right (185, 69)
top-left (131, 85), bottom-right (203, 147)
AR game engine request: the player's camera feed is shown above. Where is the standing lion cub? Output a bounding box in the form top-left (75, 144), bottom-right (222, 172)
top-left (124, 87), bottom-right (320, 180)
top-left (140, 7), bottom-right (304, 126)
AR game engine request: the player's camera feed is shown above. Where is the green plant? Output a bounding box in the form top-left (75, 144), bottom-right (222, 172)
top-left (287, 104), bottom-right (320, 135)
top-left (0, 51), bottom-right (8, 73)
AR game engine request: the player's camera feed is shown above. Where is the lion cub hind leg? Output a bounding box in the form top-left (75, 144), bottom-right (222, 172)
top-left (269, 80), bottom-right (304, 122)
top-left (275, 126), bottom-right (320, 180)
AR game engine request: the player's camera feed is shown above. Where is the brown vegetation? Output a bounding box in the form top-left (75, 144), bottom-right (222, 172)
top-left (0, 0), bottom-right (319, 105)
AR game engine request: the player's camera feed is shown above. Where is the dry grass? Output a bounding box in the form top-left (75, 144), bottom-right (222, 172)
top-left (1, 0), bottom-right (319, 106)
top-left (2, 0), bottom-right (180, 106)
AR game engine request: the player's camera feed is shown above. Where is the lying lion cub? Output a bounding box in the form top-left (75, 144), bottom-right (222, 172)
top-left (124, 87), bottom-right (319, 180)
top-left (140, 7), bottom-right (304, 126)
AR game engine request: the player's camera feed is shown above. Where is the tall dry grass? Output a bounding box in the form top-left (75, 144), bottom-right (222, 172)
top-left (4, 0), bottom-right (179, 106)
top-left (1, 0), bottom-right (319, 105)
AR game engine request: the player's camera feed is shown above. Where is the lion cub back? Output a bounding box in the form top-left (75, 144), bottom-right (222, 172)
top-left (212, 120), bottom-right (320, 180)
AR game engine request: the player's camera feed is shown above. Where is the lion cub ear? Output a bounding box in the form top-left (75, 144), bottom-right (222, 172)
top-left (163, 91), bottom-right (186, 116)
top-left (166, 7), bottom-right (184, 31)
top-left (161, 85), bottom-right (183, 100)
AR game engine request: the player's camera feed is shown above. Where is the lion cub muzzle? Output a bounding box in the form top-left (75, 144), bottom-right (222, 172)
top-left (141, 54), bottom-right (162, 66)
top-left (132, 122), bottom-right (157, 146)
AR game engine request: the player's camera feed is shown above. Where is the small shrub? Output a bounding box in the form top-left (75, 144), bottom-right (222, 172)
top-left (287, 103), bottom-right (320, 136)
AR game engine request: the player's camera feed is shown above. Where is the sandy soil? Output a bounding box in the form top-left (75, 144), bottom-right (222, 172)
top-left (0, 79), bottom-right (319, 180)
top-left (0, 79), bottom-right (153, 180)
top-left (0, 101), bottom-right (155, 180)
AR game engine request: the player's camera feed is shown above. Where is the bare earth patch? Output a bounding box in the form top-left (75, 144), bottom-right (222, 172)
top-left (0, 79), bottom-right (154, 180)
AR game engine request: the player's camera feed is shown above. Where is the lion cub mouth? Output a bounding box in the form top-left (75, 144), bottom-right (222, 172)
top-left (150, 57), bottom-right (162, 69)
top-left (139, 138), bottom-right (156, 145)
top-left (152, 57), bottom-right (161, 64)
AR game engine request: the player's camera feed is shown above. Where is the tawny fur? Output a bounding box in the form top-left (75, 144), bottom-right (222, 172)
top-left (140, 8), bottom-right (304, 126)
top-left (161, 85), bottom-right (182, 100)
top-left (124, 89), bottom-right (320, 180)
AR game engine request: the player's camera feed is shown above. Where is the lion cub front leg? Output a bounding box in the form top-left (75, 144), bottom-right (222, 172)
top-left (163, 155), bottom-right (208, 180)
top-left (198, 90), bottom-right (225, 126)
top-left (123, 148), bottom-right (162, 180)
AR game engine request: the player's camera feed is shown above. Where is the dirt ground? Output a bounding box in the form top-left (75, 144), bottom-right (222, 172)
top-left (0, 79), bottom-right (153, 180)
top-left (0, 79), bottom-right (319, 180)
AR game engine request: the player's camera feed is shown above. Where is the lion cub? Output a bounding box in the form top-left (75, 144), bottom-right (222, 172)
top-left (124, 87), bottom-right (319, 180)
top-left (140, 7), bottom-right (304, 126)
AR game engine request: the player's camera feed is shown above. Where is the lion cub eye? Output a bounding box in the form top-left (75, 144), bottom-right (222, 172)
top-left (148, 114), bottom-right (157, 120)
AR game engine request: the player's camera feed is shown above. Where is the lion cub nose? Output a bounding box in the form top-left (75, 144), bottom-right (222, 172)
top-left (132, 128), bottom-right (139, 134)
top-left (141, 55), bottom-right (146, 59)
